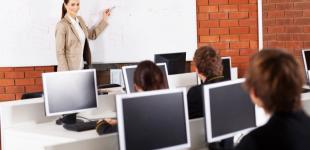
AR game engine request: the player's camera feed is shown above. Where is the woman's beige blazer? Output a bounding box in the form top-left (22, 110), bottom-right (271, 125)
top-left (55, 14), bottom-right (107, 71)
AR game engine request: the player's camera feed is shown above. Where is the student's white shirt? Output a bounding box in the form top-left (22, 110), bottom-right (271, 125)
top-left (69, 16), bottom-right (86, 69)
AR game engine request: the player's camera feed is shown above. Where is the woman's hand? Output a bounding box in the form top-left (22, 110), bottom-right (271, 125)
top-left (104, 118), bottom-right (117, 125)
top-left (102, 9), bottom-right (111, 21)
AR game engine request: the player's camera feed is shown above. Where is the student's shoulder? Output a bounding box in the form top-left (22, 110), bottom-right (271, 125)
top-left (235, 125), bottom-right (269, 150)
top-left (187, 84), bottom-right (204, 102)
top-left (187, 84), bottom-right (203, 95)
top-left (235, 130), bottom-right (260, 150)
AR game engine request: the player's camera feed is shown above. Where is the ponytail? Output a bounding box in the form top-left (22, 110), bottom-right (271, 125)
top-left (61, 3), bottom-right (67, 19)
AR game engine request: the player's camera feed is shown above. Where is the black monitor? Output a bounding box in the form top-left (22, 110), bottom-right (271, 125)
top-left (222, 57), bottom-right (232, 81)
top-left (122, 63), bottom-right (169, 93)
top-left (203, 79), bottom-right (256, 143)
top-left (155, 52), bottom-right (186, 75)
top-left (302, 49), bottom-right (310, 83)
top-left (42, 69), bottom-right (98, 124)
top-left (116, 88), bottom-right (190, 150)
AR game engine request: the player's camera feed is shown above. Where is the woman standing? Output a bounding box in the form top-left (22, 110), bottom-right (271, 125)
top-left (55, 0), bottom-right (110, 71)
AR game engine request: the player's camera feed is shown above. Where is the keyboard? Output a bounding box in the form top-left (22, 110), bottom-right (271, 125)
top-left (63, 121), bottom-right (97, 132)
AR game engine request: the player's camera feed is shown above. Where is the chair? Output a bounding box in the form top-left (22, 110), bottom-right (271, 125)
top-left (21, 92), bottom-right (43, 100)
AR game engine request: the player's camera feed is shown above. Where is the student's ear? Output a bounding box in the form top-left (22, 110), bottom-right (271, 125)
top-left (249, 89), bottom-right (264, 108)
top-left (194, 65), bottom-right (207, 83)
top-left (197, 72), bottom-right (206, 83)
top-left (134, 84), bottom-right (143, 92)
top-left (194, 66), bottom-right (198, 73)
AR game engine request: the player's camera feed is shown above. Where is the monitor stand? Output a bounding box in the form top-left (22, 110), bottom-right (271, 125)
top-left (56, 113), bottom-right (83, 125)
top-left (57, 113), bottom-right (98, 132)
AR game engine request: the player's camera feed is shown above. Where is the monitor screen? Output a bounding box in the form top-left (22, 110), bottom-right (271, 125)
top-left (302, 49), bottom-right (310, 82)
top-left (155, 52), bottom-right (186, 75)
top-left (122, 63), bottom-right (169, 93)
top-left (116, 88), bottom-right (190, 150)
top-left (204, 79), bottom-right (256, 142)
top-left (221, 57), bottom-right (231, 81)
top-left (42, 69), bottom-right (98, 116)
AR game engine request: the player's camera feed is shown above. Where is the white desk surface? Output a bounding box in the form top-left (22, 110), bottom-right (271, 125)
top-left (3, 117), bottom-right (207, 150)
top-left (2, 79), bottom-right (310, 150)
top-left (2, 113), bottom-right (118, 150)
top-left (7, 111), bottom-right (116, 140)
top-left (7, 122), bottom-right (99, 140)
top-left (0, 94), bottom-right (208, 150)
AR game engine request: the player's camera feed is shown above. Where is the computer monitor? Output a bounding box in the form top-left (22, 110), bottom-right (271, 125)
top-left (122, 63), bottom-right (169, 93)
top-left (155, 52), bottom-right (186, 75)
top-left (42, 69), bottom-right (98, 124)
top-left (302, 49), bottom-right (310, 83)
top-left (221, 57), bottom-right (232, 81)
top-left (203, 79), bottom-right (256, 143)
top-left (116, 88), bottom-right (191, 150)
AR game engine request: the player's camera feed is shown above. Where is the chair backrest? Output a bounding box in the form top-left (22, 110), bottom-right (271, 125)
top-left (21, 92), bottom-right (43, 100)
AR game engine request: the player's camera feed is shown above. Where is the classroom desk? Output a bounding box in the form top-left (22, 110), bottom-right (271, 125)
top-left (0, 93), bottom-right (208, 150)
top-left (44, 117), bottom-right (207, 150)
top-left (0, 94), bottom-right (116, 150)
top-left (2, 87), bottom-right (310, 150)
top-left (38, 91), bottom-right (310, 150)
top-left (4, 118), bottom-right (117, 150)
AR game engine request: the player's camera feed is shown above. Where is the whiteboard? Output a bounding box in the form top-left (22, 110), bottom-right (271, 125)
top-left (0, 0), bottom-right (60, 67)
top-left (0, 0), bottom-right (197, 67)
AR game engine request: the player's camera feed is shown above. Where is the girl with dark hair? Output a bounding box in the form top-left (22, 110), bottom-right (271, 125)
top-left (134, 60), bottom-right (168, 92)
top-left (96, 60), bottom-right (168, 133)
top-left (55, 0), bottom-right (111, 71)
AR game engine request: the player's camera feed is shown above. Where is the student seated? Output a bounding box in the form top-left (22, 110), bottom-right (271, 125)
top-left (134, 60), bottom-right (168, 92)
top-left (187, 46), bottom-right (224, 119)
top-left (187, 46), bottom-right (232, 150)
top-left (97, 60), bottom-right (168, 131)
top-left (235, 49), bottom-right (310, 150)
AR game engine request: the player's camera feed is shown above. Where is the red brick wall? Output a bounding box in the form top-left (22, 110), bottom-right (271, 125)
top-left (197, 0), bottom-right (259, 76)
top-left (0, 66), bottom-right (55, 101)
top-left (263, 0), bottom-right (310, 60)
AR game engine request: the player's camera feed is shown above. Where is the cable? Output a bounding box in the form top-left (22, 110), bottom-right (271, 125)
top-left (77, 116), bottom-right (97, 122)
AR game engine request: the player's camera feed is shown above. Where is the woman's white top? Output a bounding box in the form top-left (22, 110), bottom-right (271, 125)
top-left (69, 16), bottom-right (86, 69)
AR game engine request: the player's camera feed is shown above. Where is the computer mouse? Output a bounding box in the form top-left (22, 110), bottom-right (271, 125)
top-left (55, 118), bottom-right (63, 125)
top-left (96, 120), bottom-right (117, 135)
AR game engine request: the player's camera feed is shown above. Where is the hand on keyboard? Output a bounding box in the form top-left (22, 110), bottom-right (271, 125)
top-left (96, 120), bottom-right (118, 135)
